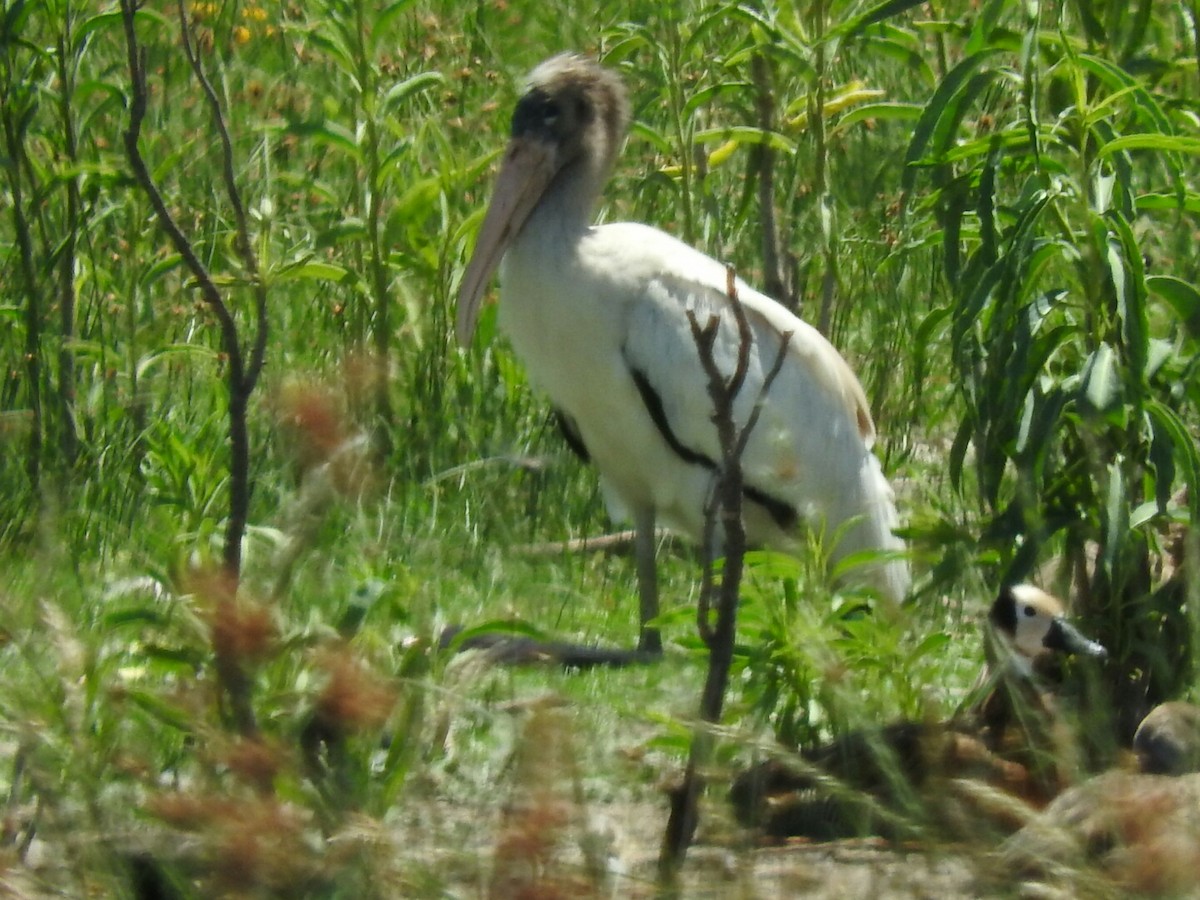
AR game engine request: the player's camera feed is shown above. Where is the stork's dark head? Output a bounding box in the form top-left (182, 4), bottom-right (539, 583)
top-left (512, 54), bottom-right (629, 177)
top-left (457, 54), bottom-right (630, 347)
top-left (990, 584), bottom-right (1107, 663)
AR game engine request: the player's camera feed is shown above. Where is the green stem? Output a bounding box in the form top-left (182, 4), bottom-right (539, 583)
top-left (1, 60), bottom-right (43, 490)
top-left (56, 2), bottom-right (80, 468)
top-left (354, 0), bottom-right (394, 443)
top-left (663, 13), bottom-right (694, 244)
top-left (811, 0), bottom-right (837, 336)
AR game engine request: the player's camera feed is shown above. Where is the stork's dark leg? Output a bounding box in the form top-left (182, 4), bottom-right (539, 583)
top-left (634, 506), bottom-right (662, 655)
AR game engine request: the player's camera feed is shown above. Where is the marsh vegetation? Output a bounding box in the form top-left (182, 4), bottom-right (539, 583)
top-left (2, 0), bottom-right (1199, 895)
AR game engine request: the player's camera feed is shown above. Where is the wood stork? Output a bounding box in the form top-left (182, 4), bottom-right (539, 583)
top-left (457, 53), bottom-right (910, 654)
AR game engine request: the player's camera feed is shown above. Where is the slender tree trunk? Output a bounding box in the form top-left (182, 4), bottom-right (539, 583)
top-left (750, 53), bottom-right (788, 308)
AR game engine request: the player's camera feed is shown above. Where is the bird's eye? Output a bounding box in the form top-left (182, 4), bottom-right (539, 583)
top-left (1023, 604), bottom-right (1037, 617)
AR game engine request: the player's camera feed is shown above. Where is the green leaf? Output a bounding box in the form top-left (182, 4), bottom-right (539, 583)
top-left (1135, 192), bottom-right (1200, 214)
top-left (1146, 339), bottom-right (1173, 380)
top-left (275, 260), bottom-right (352, 283)
top-left (1148, 400), bottom-right (1200, 517)
top-left (1096, 134), bottom-right (1200, 159)
top-left (1148, 275), bottom-right (1200, 339)
top-left (1148, 407), bottom-right (1178, 511)
top-left (1101, 460), bottom-right (1127, 579)
top-left (927, 126), bottom-right (1034, 166)
top-left (374, 0), bottom-right (419, 43)
top-left (1080, 343), bottom-right (1121, 417)
top-left (901, 49), bottom-right (1004, 199)
top-left (630, 120), bottom-right (672, 155)
top-left (1073, 54), bottom-right (1175, 140)
top-left (76, 9), bottom-right (125, 44)
top-left (136, 345), bottom-right (220, 381)
top-left (1108, 214), bottom-right (1148, 388)
top-left (382, 71), bottom-right (445, 114)
top-left (74, 79), bottom-right (127, 125)
top-left (690, 126), bottom-right (796, 155)
top-left (832, 101), bottom-right (923, 133)
top-left (140, 644), bottom-right (205, 669)
top-left (125, 689), bottom-right (194, 733)
top-left (1069, 0), bottom-right (1106, 43)
top-left (977, 137), bottom-right (1001, 267)
top-left (141, 254), bottom-right (184, 288)
top-left (685, 5), bottom-right (779, 60)
top-left (305, 25), bottom-right (357, 81)
top-left (103, 607), bottom-right (167, 628)
top-left (283, 119), bottom-right (360, 158)
top-left (965, 0), bottom-right (1008, 56)
top-left (1, 0), bottom-right (32, 41)
top-left (1130, 500), bottom-right (1160, 530)
top-left (317, 218), bottom-right (368, 247)
top-left (908, 631), bottom-right (950, 661)
top-left (440, 619), bottom-right (550, 653)
top-left (682, 82), bottom-right (753, 119)
top-left (858, 27), bottom-right (934, 81)
top-left (1016, 384), bottom-right (1069, 459)
top-left (828, 0), bottom-right (928, 40)
top-left (949, 417), bottom-right (973, 493)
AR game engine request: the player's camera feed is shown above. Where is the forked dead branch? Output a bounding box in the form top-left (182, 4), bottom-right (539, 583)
top-left (660, 264), bottom-right (791, 883)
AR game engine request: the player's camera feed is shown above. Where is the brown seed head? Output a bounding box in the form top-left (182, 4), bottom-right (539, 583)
top-left (222, 736), bottom-right (286, 794)
top-left (314, 649), bottom-right (396, 734)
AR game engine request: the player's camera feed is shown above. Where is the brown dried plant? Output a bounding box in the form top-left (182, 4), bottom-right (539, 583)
top-left (489, 706), bottom-right (605, 900)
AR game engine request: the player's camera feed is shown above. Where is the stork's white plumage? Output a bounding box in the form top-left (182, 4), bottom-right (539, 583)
top-left (457, 54), bottom-right (910, 653)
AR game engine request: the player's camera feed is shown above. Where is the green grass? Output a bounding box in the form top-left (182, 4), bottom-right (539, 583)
top-left (2, 0), bottom-right (1199, 894)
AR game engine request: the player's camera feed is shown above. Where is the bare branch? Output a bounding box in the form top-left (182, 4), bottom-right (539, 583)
top-left (174, 0), bottom-right (269, 393)
top-left (685, 307), bottom-right (731, 647)
top-left (663, 264), bottom-right (792, 880)
top-left (735, 329), bottom-right (791, 461)
top-left (119, 0), bottom-right (242, 380)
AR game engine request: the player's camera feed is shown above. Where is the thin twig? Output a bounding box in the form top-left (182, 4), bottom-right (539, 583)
top-left (120, 3), bottom-right (241, 375)
top-left (174, 0), bottom-right (269, 394)
top-left (512, 529), bottom-right (669, 558)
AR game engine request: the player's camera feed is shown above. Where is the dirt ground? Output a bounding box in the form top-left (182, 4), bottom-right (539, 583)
top-left (625, 836), bottom-right (984, 899)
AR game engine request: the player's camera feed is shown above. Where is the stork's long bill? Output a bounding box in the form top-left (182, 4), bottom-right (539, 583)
top-left (456, 136), bottom-right (557, 346)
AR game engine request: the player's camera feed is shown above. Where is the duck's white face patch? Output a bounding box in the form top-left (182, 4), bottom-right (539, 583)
top-left (1007, 584), bottom-right (1066, 660)
top-left (995, 583), bottom-right (1107, 664)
